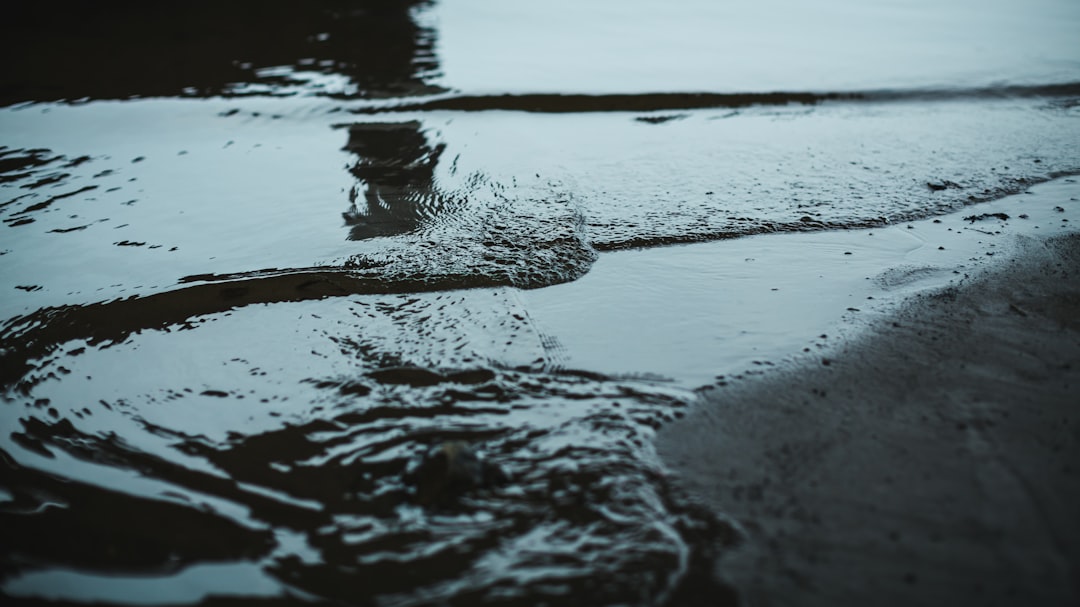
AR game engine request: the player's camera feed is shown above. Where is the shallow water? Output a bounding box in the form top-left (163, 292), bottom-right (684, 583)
top-left (526, 178), bottom-right (1080, 385)
top-left (2, 1), bottom-right (1080, 605)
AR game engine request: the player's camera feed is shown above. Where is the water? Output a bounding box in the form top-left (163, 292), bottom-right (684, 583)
top-left (2, 1), bottom-right (1079, 605)
top-left (432, 0), bottom-right (1080, 93)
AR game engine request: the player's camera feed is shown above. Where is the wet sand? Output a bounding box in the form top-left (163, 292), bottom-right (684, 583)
top-left (657, 232), bottom-right (1080, 605)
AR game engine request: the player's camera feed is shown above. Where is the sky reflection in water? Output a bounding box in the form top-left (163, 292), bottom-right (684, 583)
top-left (2, 0), bottom-right (1080, 605)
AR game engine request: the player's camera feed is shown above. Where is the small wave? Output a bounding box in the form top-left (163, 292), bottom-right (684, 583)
top-left (1, 290), bottom-right (737, 605)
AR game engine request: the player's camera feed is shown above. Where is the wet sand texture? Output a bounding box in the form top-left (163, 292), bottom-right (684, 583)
top-left (658, 233), bottom-right (1080, 606)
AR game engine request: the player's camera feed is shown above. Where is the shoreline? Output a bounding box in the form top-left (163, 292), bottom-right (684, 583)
top-left (525, 177), bottom-right (1080, 387)
top-left (657, 231), bottom-right (1080, 605)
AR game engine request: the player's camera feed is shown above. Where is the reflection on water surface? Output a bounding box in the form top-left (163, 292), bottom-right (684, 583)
top-left (1, 0), bottom-right (441, 106)
top-left (343, 121), bottom-right (447, 241)
top-left (2, 0), bottom-right (1080, 604)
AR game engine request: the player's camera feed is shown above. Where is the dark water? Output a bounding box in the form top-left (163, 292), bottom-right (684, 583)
top-left (2, 1), bottom-right (1079, 605)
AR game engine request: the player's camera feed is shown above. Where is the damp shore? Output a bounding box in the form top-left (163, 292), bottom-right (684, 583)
top-left (657, 225), bottom-right (1080, 605)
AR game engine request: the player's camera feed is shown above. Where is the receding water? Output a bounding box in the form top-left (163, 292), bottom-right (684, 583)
top-left (2, 0), bottom-right (1079, 605)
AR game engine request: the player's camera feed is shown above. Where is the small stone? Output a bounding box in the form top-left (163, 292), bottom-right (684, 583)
top-left (408, 441), bottom-right (508, 506)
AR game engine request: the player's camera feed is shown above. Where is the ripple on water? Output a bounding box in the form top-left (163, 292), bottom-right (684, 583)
top-left (2, 89), bottom-right (1078, 606)
top-left (0, 291), bottom-right (735, 606)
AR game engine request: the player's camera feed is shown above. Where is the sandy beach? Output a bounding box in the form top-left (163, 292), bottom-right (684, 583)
top-left (658, 232), bottom-right (1080, 606)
